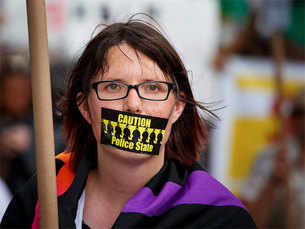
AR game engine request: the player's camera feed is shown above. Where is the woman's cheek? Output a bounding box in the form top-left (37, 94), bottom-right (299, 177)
top-left (88, 105), bottom-right (103, 143)
top-left (144, 103), bottom-right (172, 119)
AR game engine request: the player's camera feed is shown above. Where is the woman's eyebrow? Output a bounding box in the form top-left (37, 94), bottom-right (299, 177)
top-left (100, 76), bottom-right (123, 81)
top-left (142, 78), bottom-right (159, 82)
top-left (101, 73), bottom-right (168, 83)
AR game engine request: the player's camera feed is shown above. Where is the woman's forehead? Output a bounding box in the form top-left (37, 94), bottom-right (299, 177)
top-left (96, 44), bottom-right (171, 82)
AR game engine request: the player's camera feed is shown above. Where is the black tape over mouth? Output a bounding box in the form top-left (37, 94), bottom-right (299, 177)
top-left (101, 108), bottom-right (168, 155)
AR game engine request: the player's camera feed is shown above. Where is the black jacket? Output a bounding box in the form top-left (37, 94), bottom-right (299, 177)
top-left (1, 152), bottom-right (257, 228)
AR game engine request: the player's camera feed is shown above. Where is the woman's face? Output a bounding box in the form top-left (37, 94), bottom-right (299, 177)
top-left (78, 43), bottom-right (185, 160)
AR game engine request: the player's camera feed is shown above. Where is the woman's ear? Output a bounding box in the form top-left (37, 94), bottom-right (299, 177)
top-left (77, 92), bottom-right (92, 124)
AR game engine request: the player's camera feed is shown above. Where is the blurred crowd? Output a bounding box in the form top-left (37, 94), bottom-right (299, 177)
top-left (215, 1), bottom-right (305, 229)
top-left (0, 0), bottom-right (304, 228)
top-left (214, 0), bottom-right (305, 71)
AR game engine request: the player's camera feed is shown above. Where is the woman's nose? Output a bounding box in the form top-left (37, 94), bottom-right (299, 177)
top-left (123, 88), bottom-right (142, 113)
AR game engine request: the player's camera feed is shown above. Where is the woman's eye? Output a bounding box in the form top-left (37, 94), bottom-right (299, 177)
top-left (145, 84), bottom-right (160, 91)
top-left (106, 83), bottom-right (120, 90)
top-left (149, 85), bottom-right (158, 91)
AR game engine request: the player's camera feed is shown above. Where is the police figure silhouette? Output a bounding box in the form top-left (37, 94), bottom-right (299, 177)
top-left (123, 126), bottom-right (131, 140)
top-left (132, 128), bottom-right (140, 143)
top-left (115, 125), bottom-right (122, 139)
top-left (142, 129), bottom-right (149, 143)
top-left (150, 131), bottom-right (156, 145)
top-left (157, 132), bottom-right (163, 145)
top-left (102, 122), bottom-right (107, 134)
top-left (104, 122), bottom-right (113, 143)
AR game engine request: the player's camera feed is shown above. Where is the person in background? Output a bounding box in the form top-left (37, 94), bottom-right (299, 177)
top-left (0, 55), bottom-right (34, 220)
top-left (240, 92), bottom-right (305, 229)
top-left (0, 51), bottom-right (66, 222)
top-left (2, 17), bottom-right (257, 228)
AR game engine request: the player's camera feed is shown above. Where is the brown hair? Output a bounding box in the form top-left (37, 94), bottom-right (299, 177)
top-left (59, 17), bottom-right (215, 170)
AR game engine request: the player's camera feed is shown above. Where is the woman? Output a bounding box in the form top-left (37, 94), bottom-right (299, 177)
top-left (1, 18), bottom-right (257, 228)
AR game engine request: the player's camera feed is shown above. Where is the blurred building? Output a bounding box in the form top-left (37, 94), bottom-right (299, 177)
top-left (1, 0), bottom-right (220, 104)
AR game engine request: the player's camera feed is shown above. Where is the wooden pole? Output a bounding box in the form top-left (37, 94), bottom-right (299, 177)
top-left (272, 31), bottom-right (285, 121)
top-left (26, 0), bottom-right (59, 228)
